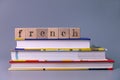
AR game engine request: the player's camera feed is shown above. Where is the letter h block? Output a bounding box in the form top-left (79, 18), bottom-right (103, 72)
top-left (70, 28), bottom-right (80, 38)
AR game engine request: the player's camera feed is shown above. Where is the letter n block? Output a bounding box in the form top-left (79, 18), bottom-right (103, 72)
top-left (15, 28), bottom-right (26, 39)
top-left (70, 28), bottom-right (80, 38)
top-left (25, 28), bottom-right (37, 39)
top-left (37, 28), bottom-right (48, 39)
top-left (59, 28), bottom-right (70, 38)
top-left (48, 28), bottom-right (58, 39)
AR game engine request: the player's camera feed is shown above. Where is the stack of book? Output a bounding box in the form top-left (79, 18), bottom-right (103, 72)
top-left (8, 28), bottom-right (114, 70)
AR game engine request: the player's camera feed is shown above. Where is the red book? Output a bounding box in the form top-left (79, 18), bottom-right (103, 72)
top-left (9, 59), bottom-right (114, 71)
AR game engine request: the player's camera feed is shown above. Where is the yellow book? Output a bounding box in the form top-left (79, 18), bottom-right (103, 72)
top-left (8, 67), bottom-right (89, 71)
top-left (15, 38), bottom-right (25, 40)
top-left (21, 48), bottom-right (106, 51)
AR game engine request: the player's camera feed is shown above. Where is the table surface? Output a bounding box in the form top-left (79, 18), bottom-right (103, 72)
top-left (1, 59), bottom-right (120, 80)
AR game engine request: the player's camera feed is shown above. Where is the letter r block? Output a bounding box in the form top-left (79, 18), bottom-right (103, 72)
top-left (37, 28), bottom-right (48, 39)
top-left (58, 28), bottom-right (70, 38)
top-left (25, 28), bottom-right (37, 39)
top-left (48, 28), bottom-right (58, 39)
top-left (70, 28), bottom-right (80, 38)
top-left (15, 28), bottom-right (26, 39)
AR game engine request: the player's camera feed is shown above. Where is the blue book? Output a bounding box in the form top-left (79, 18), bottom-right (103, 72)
top-left (16, 38), bottom-right (90, 40)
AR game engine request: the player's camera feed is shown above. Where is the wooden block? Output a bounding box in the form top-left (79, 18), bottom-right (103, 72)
top-left (70, 28), bottom-right (80, 38)
top-left (48, 28), bottom-right (58, 39)
top-left (15, 28), bottom-right (26, 39)
top-left (25, 28), bottom-right (37, 39)
top-left (59, 28), bottom-right (70, 38)
top-left (37, 28), bottom-right (48, 39)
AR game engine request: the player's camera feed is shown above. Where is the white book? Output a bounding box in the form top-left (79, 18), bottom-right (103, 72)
top-left (16, 38), bottom-right (90, 48)
top-left (9, 59), bottom-right (114, 70)
top-left (11, 48), bottom-right (106, 60)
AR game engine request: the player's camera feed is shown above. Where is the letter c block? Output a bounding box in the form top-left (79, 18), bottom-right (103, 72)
top-left (58, 28), bottom-right (70, 39)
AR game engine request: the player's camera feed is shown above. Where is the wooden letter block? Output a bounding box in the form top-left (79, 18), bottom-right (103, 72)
top-left (59, 28), bottom-right (70, 38)
top-left (48, 28), bottom-right (58, 39)
top-left (25, 28), bottom-right (37, 39)
top-left (37, 28), bottom-right (48, 39)
top-left (15, 28), bottom-right (26, 39)
top-left (70, 28), bottom-right (80, 38)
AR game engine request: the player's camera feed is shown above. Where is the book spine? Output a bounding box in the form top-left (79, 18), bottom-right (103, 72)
top-left (8, 67), bottom-right (113, 71)
top-left (15, 38), bottom-right (91, 40)
top-left (14, 48), bottom-right (106, 52)
top-left (9, 59), bottom-right (114, 63)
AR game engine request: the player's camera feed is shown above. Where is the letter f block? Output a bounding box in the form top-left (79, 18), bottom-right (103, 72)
top-left (15, 28), bottom-right (26, 40)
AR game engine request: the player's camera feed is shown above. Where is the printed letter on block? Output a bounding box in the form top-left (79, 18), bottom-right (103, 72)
top-left (15, 28), bottom-right (26, 40)
top-left (59, 28), bottom-right (70, 38)
top-left (48, 28), bottom-right (58, 39)
top-left (25, 28), bottom-right (37, 39)
top-left (37, 28), bottom-right (48, 39)
top-left (70, 28), bottom-right (80, 38)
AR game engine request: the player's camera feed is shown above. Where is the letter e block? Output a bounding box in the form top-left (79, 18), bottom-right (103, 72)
top-left (70, 28), bottom-right (80, 38)
top-left (25, 28), bottom-right (37, 39)
top-left (59, 28), bottom-right (70, 38)
top-left (15, 28), bottom-right (26, 39)
top-left (48, 28), bottom-right (58, 39)
top-left (37, 28), bottom-right (48, 39)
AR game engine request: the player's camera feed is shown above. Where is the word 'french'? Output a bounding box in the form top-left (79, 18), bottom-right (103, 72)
top-left (15, 28), bottom-right (80, 39)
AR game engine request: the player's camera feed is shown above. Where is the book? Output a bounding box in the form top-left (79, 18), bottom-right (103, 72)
top-left (11, 48), bottom-right (107, 60)
top-left (15, 38), bottom-right (90, 48)
top-left (8, 59), bottom-right (114, 71)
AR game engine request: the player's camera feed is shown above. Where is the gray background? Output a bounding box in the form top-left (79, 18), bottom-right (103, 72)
top-left (0, 0), bottom-right (120, 80)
